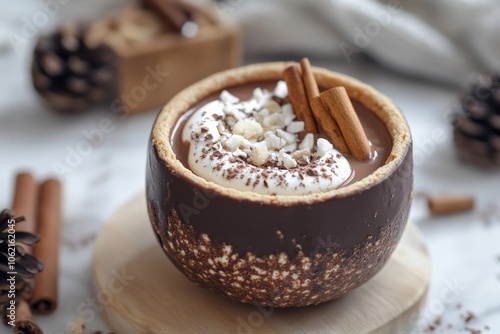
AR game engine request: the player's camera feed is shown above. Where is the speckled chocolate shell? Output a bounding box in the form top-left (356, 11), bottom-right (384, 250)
top-left (146, 62), bottom-right (413, 307)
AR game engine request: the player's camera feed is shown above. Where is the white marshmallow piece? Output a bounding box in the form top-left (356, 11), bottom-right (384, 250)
top-left (299, 133), bottom-right (314, 151)
top-left (233, 119), bottom-right (264, 140)
top-left (276, 129), bottom-right (297, 144)
top-left (262, 101), bottom-right (281, 114)
top-left (286, 121), bottom-right (305, 134)
top-left (293, 149), bottom-right (312, 161)
top-left (266, 133), bottom-right (287, 150)
top-left (233, 148), bottom-right (248, 159)
top-left (278, 150), bottom-right (297, 169)
top-left (220, 90), bottom-right (240, 104)
top-left (281, 103), bottom-right (295, 116)
top-left (316, 138), bottom-right (333, 157)
top-left (224, 134), bottom-right (250, 152)
top-left (274, 80), bottom-right (288, 99)
top-left (252, 88), bottom-right (266, 102)
top-left (282, 114), bottom-right (295, 126)
top-left (217, 122), bottom-right (226, 134)
top-left (250, 142), bottom-right (269, 166)
top-left (262, 114), bottom-right (285, 131)
top-left (282, 142), bottom-right (297, 152)
top-left (257, 108), bottom-right (270, 121)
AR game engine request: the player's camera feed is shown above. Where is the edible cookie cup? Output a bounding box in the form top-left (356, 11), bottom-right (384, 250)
top-left (146, 62), bottom-right (413, 308)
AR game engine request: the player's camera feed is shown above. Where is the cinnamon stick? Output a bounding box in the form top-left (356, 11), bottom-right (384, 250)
top-left (428, 196), bottom-right (474, 216)
top-left (310, 97), bottom-right (351, 154)
top-left (299, 58), bottom-right (320, 99)
top-left (31, 179), bottom-right (62, 314)
top-left (13, 299), bottom-right (43, 334)
top-left (283, 64), bottom-right (318, 133)
top-left (320, 87), bottom-right (372, 160)
top-left (12, 172), bottom-right (39, 254)
top-left (298, 58), bottom-right (351, 153)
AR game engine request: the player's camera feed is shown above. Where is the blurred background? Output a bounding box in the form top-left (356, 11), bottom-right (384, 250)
top-left (1, 0), bottom-right (499, 333)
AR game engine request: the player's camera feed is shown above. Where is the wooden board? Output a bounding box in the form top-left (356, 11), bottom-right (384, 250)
top-left (93, 194), bottom-right (430, 334)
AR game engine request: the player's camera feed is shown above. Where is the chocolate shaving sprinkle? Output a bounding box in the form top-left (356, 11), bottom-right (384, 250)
top-left (465, 311), bottom-right (476, 323)
top-left (306, 169), bottom-right (318, 177)
top-left (297, 158), bottom-right (308, 166)
top-left (272, 96), bottom-right (284, 105)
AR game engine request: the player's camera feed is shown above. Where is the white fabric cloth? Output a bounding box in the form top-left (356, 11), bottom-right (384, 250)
top-left (3, 0), bottom-right (498, 85)
top-left (227, 0), bottom-right (500, 85)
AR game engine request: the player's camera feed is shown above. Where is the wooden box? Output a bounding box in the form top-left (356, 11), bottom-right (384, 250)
top-left (92, 4), bottom-right (241, 116)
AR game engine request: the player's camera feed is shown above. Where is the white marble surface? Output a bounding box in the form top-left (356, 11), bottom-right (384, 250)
top-left (1, 2), bottom-right (500, 333)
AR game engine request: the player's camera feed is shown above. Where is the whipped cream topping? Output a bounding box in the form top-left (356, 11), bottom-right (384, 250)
top-left (182, 82), bottom-right (352, 195)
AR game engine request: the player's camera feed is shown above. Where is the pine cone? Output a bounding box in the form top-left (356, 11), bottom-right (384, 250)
top-left (0, 209), bottom-right (43, 309)
top-left (453, 74), bottom-right (500, 167)
top-left (31, 23), bottom-right (118, 114)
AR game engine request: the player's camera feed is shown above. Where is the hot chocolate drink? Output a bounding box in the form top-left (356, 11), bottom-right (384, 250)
top-left (146, 61), bottom-right (413, 307)
top-left (171, 81), bottom-right (392, 195)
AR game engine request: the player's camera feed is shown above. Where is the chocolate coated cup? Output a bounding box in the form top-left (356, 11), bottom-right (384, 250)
top-left (147, 62), bottom-right (413, 307)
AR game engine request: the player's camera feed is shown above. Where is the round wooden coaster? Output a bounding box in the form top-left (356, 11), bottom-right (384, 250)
top-left (93, 194), bottom-right (430, 334)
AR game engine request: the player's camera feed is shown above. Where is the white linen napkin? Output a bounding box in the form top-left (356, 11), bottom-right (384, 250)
top-left (225, 0), bottom-right (500, 85)
top-left (7, 0), bottom-right (498, 85)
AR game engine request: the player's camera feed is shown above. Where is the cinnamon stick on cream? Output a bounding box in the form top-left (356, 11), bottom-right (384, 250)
top-left (283, 64), bottom-right (318, 133)
top-left (299, 58), bottom-right (350, 154)
top-left (320, 87), bottom-right (372, 161)
top-left (12, 172), bottom-right (39, 254)
top-left (31, 179), bottom-right (62, 314)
